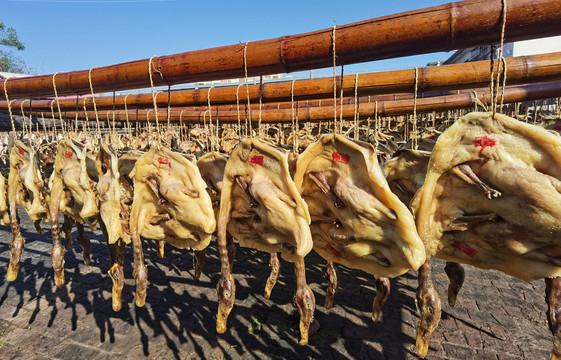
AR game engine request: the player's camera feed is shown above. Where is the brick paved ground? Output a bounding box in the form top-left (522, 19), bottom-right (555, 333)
top-left (0, 209), bottom-right (553, 359)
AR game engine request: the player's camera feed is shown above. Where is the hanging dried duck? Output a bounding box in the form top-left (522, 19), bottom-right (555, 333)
top-left (383, 149), bottom-right (431, 206)
top-left (196, 152), bottom-right (237, 278)
top-left (49, 138), bottom-right (99, 287)
top-left (293, 134), bottom-right (426, 322)
top-left (96, 143), bottom-right (144, 311)
top-left (128, 145), bottom-right (215, 307)
top-left (0, 172), bottom-right (11, 226)
top-left (6, 140), bottom-right (50, 281)
top-left (412, 112), bottom-right (561, 358)
top-left (215, 138), bottom-right (315, 345)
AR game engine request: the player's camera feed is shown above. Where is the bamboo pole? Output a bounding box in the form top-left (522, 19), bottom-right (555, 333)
top-left (4, 51), bottom-right (561, 111)
top-left (2, 0), bottom-right (561, 99)
top-left (38, 81), bottom-right (561, 124)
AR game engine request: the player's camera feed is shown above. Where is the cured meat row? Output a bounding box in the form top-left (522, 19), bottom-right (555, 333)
top-left (3, 111), bottom-right (561, 358)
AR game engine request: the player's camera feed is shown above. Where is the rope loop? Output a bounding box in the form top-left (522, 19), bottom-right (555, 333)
top-left (148, 56), bottom-right (161, 139)
top-left (88, 67), bottom-right (101, 138)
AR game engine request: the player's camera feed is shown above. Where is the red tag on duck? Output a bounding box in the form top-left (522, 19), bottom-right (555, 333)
top-left (251, 155), bottom-right (264, 165)
top-left (474, 136), bottom-right (495, 155)
top-left (64, 151), bottom-right (74, 159)
top-left (453, 241), bottom-right (477, 257)
top-left (332, 152), bottom-right (349, 164)
top-left (326, 243), bottom-right (341, 257)
top-left (158, 157), bottom-right (171, 173)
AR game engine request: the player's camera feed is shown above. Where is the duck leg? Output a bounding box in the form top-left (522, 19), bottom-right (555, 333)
top-left (156, 240), bottom-right (165, 258)
top-left (264, 252), bottom-right (281, 300)
top-left (415, 256), bottom-right (441, 358)
top-left (76, 221), bottom-right (91, 266)
top-left (217, 216), bottom-right (235, 334)
top-left (226, 232), bottom-right (236, 271)
top-left (109, 239), bottom-right (125, 312)
top-left (33, 219), bottom-right (44, 235)
top-left (194, 249), bottom-right (206, 280)
top-left (324, 260), bottom-right (338, 309)
top-left (372, 277), bottom-right (390, 322)
top-left (6, 201), bottom-right (24, 281)
top-left (131, 232), bottom-right (147, 307)
top-left (444, 262), bottom-right (465, 307)
top-left (546, 276), bottom-right (561, 360)
top-left (293, 256), bottom-right (315, 346)
top-left (49, 178), bottom-right (66, 287)
top-left (61, 215), bottom-right (74, 248)
top-left (100, 217), bottom-right (125, 312)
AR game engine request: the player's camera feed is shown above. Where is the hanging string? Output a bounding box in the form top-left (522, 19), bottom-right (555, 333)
top-left (499, 57), bottom-right (508, 111)
top-left (258, 75), bottom-right (263, 137)
top-left (472, 91), bottom-right (488, 111)
top-left (146, 109), bottom-right (154, 138)
top-left (366, 96), bottom-right (372, 136)
top-left (339, 65), bottom-right (345, 134)
top-left (489, 45), bottom-right (496, 116)
top-left (88, 67), bottom-right (101, 139)
top-left (420, 114), bottom-right (427, 147)
top-left (404, 116), bottom-right (409, 148)
top-left (50, 99), bottom-right (57, 136)
top-left (166, 85), bottom-right (172, 130)
top-left (353, 73), bottom-right (359, 140)
top-left (28, 99), bottom-right (35, 142)
top-left (215, 104), bottom-right (220, 152)
top-left (207, 86), bottom-right (214, 151)
top-left (3, 78), bottom-right (17, 134)
top-left (374, 101), bottom-right (379, 152)
top-left (112, 91), bottom-right (117, 136)
top-left (124, 93), bottom-right (131, 135)
top-left (235, 83), bottom-right (242, 140)
top-left (52, 72), bottom-right (66, 133)
top-left (412, 67), bottom-right (419, 150)
top-left (291, 79), bottom-right (297, 153)
top-left (82, 97), bottom-right (90, 133)
top-left (492, 0), bottom-right (507, 117)
top-left (242, 41), bottom-right (252, 138)
top-left (295, 100), bottom-right (300, 153)
top-left (41, 112), bottom-right (47, 136)
top-left (148, 55), bottom-right (162, 141)
top-left (179, 110), bottom-right (185, 142)
top-left (74, 95), bottom-right (79, 133)
top-left (331, 25), bottom-right (338, 133)
top-left (432, 111), bottom-right (436, 130)
top-left (202, 110), bottom-right (209, 150)
top-left (20, 100), bottom-right (29, 137)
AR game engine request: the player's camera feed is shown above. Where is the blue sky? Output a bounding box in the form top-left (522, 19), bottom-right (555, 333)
top-left (2, 0), bottom-right (452, 78)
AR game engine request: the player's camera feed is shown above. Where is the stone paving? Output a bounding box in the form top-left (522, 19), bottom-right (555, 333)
top-left (0, 209), bottom-right (554, 359)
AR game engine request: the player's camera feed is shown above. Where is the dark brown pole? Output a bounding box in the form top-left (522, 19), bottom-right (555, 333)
top-left (4, 52), bottom-right (561, 112)
top-left (39, 81), bottom-right (561, 124)
top-left (2, 0), bottom-right (561, 99)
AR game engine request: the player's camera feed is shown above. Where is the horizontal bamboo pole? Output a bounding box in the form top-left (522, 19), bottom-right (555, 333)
top-left (2, 0), bottom-right (561, 99)
top-left (35, 81), bottom-right (561, 124)
top-left (5, 51), bottom-right (561, 112)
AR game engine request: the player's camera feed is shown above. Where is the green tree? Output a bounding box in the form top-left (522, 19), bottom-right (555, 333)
top-left (0, 22), bottom-right (28, 73)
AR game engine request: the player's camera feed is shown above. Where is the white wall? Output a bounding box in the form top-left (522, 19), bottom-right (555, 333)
top-left (513, 35), bottom-right (561, 57)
